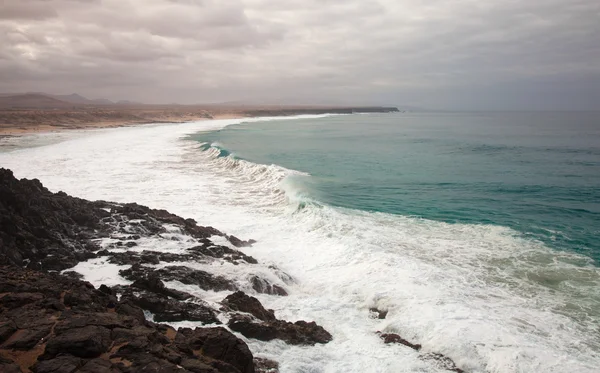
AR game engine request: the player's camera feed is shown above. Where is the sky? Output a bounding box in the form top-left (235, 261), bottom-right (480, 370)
top-left (1, 0), bottom-right (599, 110)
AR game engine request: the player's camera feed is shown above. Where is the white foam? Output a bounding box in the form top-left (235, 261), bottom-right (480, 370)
top-left (65, 257), bottom-right (132, 287)
top-left (2, 116), bottom-right (599, 373)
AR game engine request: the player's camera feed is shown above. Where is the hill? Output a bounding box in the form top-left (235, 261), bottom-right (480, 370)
top-left (0, 94), bottom-right (74, 109)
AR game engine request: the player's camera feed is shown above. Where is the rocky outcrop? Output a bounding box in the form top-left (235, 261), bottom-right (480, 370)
top-left (0, 169), bottom-right (334, 372)
top-left (0, 266), bottom-right (255, 373)
top-left (0, 168), bottom-right (242, 272)
top-left (224, 292), bottom-right (332, 346)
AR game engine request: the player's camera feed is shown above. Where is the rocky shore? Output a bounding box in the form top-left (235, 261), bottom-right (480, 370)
top-left (0, 168), bottom-right (332, 372)
top-left (0, 168), bottom-right (464, 372)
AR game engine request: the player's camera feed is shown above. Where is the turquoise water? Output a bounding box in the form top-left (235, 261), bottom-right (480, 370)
top-left (191, 112), bottom-right (600, 262)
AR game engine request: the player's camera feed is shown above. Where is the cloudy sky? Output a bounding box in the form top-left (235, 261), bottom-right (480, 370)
top-left (1, 0), bottom-right (599, 110)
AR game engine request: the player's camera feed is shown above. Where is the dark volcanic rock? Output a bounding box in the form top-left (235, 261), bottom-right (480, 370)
top-left (131, 273), bottom-right (194, 301)
top-left (119, 287), bottom-right (220, 324)
top-left (175, 327), bottom-right (255, 373)
top-left (32, 354), bottom-right (83, 373)
top-left (222, 291), bottom-right (275, 321)
top-left (228, 315), bottom-right (332, 346)
top-left (369, 307), bottom-right (388, 319)
top-left (254, 357), bottom-right (279, 373)
top-left (420, 353), bottom-right (465, 373)
top-left (0, 266), bottom-right (255, 373)
top-left (379, 332), bottom-right (422, 350)
top-left (44, 325), bottom-right (112, 358)
top-left (189, 244), bottom-right (258, 264)
top-left (0, 168), bottom-right (257, 273)
top-left (120, 264), bottom-right (236, 292)
top-left (0, 168), bottom-right (109, 270)
top-left (250, 276), bottom-right (288, 296)
top-left (3, 324), bottom-right (52, 350)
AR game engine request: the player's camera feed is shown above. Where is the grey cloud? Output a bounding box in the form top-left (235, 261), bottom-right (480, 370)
top-left (0, 0), bottom-right (599, 109)
top-left (0, 1), bottom-right (58, 20)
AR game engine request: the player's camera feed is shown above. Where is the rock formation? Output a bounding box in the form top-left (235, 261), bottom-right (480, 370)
top-left (0, 168), bottom-right (332, 372)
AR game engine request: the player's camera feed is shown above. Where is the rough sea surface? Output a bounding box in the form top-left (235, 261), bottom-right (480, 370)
top-left (1, 112), bottom-right (599, 373)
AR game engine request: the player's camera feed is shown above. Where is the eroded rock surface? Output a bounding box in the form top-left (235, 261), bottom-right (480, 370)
top-left (0, 266), bottom-right (256, 373)
top-left (224, 292), bottom-right (332, 346)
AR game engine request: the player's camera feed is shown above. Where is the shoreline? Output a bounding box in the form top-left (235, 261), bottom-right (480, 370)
top-left (0, 106), bottom-right (399, 137)
top-left (0, 113), bottom-right (245, 137)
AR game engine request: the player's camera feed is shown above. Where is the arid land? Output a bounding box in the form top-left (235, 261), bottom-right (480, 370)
top-left (0, 93), bottom-right (399, 136)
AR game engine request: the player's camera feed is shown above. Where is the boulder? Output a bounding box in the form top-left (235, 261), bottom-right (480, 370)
top-left (222, 292), bottom-right (276, 321)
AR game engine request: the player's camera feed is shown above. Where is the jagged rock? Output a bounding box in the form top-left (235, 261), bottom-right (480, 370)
top-left (222, 291), bottom-right (275, 321)
top-left (254, 357), bottom-right (279, 373)
top-left (43, 325), bottom-right (112, 358)
top-left (79, 358), bottom-right (121, 373)
top-left (369, 307), bottom-right (388, 319)
top-left (131, 273), bottom-right (193, 301)
top-left (420, 353), bottom-right (464, 373)
top-left (228, 315), bottom-right (332, 345)
top-left (0, 168), bottom-right (256, 274)
top-left (120, 265), bottom-right (236, 292)
top-left (0, 266), bottom-right (256, 373)
top-left (32, 354), bottom-right (83, 373)
top-left (250, 276), bottom-right (288, 296)
top-left (2, 324), bottom-right (52, 350)
top-left (120, 288), bottom-right (220, 324)
top-left (226, 235), bottom-right (256, 248)
top-left (189, 244), bottom-right (258, 264)
top-left (0, 168), bottom-right (110, 271)
top-left (378, 332), bottom-right (422, 350)
top-left (175, 327), bottom-right (255, 373)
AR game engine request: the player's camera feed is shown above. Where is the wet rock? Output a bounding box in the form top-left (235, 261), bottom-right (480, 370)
top-left (120, 288), bottom-right (220, 324)
top-left (226, 235), bottom-right (256, 248)
top-left (379, 332), bottom-right (422, 350)
top-left (254, 357), bottom-right (279, 373)
top-left (131, 273), bottom-right (193, 301)
top-left (420, 353), bottom-right (464, 373)
top-left (189, 244), bottom-right (258, 264)
top-left (369, 307), bottom-right (388, 319)
top-left (228, 315), bottom-right (332, 346)
top-left (222, 291), bottom-right (275, 321)
top-left (115, 300), bottom-right (146, 324)
top-left (0, 168), bottom-right (110, 271)
top-left (120, 265), bottom-right (236, 292)
top-left (250, 276), bottom-right (288, 296)
top-left (175, 327), bottom-right (255, 373)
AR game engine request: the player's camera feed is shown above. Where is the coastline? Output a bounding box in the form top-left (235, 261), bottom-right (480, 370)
top-left (0, 105), bottom-right (399, 137)
top-left (2, 112), bottom-right (599, 372)
top-left (0, 113), bottom-right (245, 137)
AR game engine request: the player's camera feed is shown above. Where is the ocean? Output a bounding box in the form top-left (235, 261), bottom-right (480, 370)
top-left (1, 112), bottom-right (599, 372)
